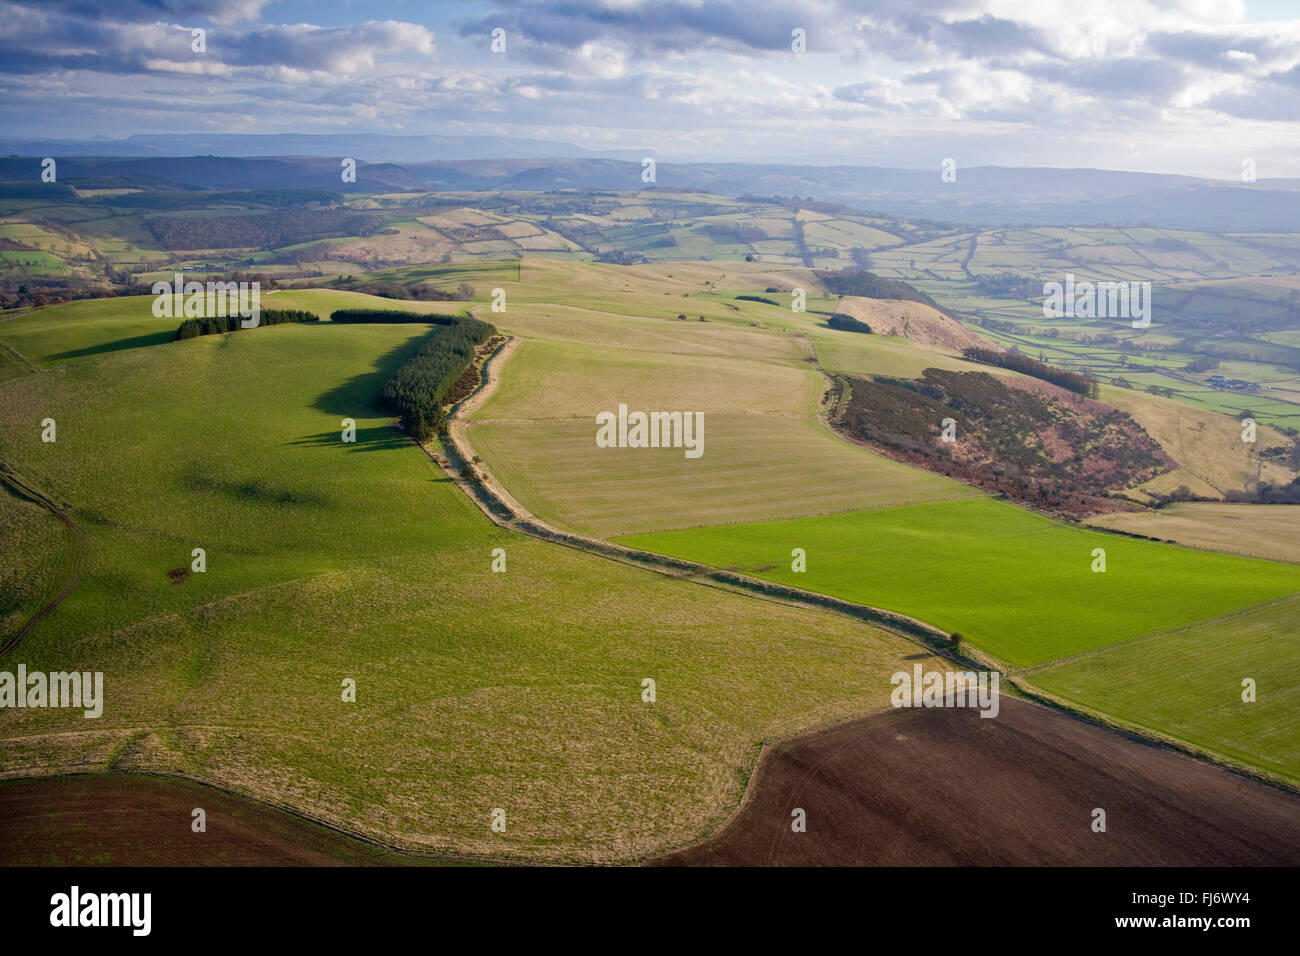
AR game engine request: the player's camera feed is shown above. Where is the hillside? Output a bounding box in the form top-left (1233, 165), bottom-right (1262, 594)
top-left (832, 296), bottom-right (992, 353)
top-left (835, 368), bottom-right (1173, 516)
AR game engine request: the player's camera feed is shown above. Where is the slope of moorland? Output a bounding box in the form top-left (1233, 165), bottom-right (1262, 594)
top-left (834, 368), bottom-right (1174, 516)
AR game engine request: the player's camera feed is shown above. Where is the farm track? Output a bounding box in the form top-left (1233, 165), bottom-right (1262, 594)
top-left (0, 465), bottom-right (88, 659)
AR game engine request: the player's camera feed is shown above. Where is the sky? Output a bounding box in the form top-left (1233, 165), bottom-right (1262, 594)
top-left (2, 0), bottom-right (1300, 178)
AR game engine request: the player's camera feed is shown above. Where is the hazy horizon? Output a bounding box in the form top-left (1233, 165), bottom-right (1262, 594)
top-left (3, 1), bottom-right (1300, 179)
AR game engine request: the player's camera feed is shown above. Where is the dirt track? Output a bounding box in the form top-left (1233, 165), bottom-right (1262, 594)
top-left (651, 697), bottom-right (1300, 866)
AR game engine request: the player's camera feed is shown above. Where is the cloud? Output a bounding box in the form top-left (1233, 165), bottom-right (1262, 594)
top-left (34, 0), bottom-right (272, 23)
top-left (0, 7), bottom-right (437, 77)
top-left (0, 0), bottom-right (1298, 176)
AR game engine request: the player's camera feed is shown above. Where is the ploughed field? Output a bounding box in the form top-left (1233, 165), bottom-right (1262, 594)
top-left (0, 774), bottom-right (433, 866)
top-left (653, 697), bottom-right (1300, 866)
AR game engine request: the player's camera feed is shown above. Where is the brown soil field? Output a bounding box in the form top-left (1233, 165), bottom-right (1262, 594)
top-left (651, 698), bottom-right (1300, 866)
top-left (0, 775), bottom-right (448, 866)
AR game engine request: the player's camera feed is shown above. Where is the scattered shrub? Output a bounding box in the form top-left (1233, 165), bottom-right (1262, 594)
top-left (827, 313), bottom-right (872, 334)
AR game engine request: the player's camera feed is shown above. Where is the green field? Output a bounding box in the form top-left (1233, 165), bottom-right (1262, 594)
top-left (1029, 596), bottom-right (1300, 782)
top-left (617, 497), bottom-right (1300, 667)
top-left (0, 293), bottom-right (940, 862)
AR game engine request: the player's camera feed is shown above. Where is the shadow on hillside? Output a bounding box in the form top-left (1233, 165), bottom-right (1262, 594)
top-left (310, 330), bottom-right (429, 417)
top-left (46, 330), bottom-right (175, 362)
top-left (287, 426), bottom-right (409, 453)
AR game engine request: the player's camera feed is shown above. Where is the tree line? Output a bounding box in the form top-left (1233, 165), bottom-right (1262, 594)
top-left (377, 315), bottom-right (496, 441)
top-left (961, 346), bottom-right (1097, 397)
top-left (329, 309), bottom-right (461, 324)
top-left (174, 308), bottom-right (318, 340)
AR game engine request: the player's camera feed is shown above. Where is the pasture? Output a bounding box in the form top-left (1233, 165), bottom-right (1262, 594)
top-left (617, 497), bottom-right (1300, 667)
top-left (461, 280), bottom-right (974, 536)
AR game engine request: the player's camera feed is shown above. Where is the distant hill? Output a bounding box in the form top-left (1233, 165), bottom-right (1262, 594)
top-left (0, 132), bottom-right (646, 162)
top-left (0, 155), bottom-right (425, 193)
top-left (4, 142), bottom-right (1300, 229)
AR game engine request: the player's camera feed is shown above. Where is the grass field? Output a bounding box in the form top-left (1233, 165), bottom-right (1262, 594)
top-left (463, 288), bottom-right (974, 536)
top-left (471, 414), bottom-right (972, 536)
top-left (1029, 596), bottom-right (1300, 783)
top-left (473, 338), bottom-right (820, 419)
top-left (617, 497), bottom-right (1300, 667)
top-left (1086, 503), bottom-right (1300, 564)
top-left (0, 294), bottom-right (942, 862)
